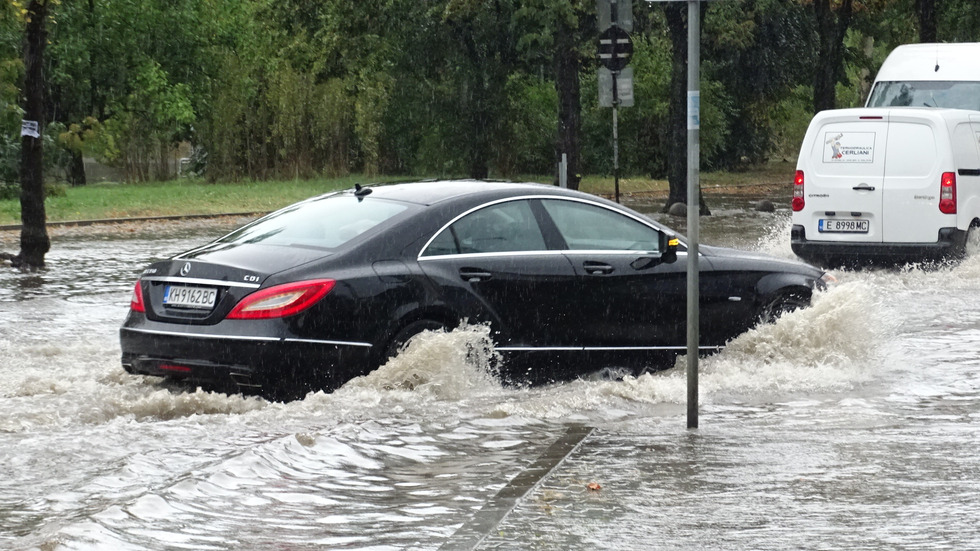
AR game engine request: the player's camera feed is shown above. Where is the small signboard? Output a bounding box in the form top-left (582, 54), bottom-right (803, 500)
top-left (687, 91), bottom-right (700, 129)
top-left (21, 120), bottom-right (39, 138)
top-left (599, 67), bottom-right (634, 108)
top-left (598, 0), bottom-right (633, 32)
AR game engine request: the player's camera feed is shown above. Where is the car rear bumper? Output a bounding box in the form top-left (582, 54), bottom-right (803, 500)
top-left (119, 326), bottom-right (374, 399)
top-left (791, 225), bottom-right (967, 266)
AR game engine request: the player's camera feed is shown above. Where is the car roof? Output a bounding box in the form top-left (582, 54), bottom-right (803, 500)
top-left (351, 180), bottom-right (582, 206)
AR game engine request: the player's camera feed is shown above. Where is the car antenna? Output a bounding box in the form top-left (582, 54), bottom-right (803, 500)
top-left (354, 183), bottom-right (373, 200)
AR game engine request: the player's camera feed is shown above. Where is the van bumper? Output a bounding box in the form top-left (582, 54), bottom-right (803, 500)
top-left (791, 225), bottom-right (967, 266)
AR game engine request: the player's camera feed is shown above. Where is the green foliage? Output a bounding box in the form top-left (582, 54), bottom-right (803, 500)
top-left (1, 0), bottom-right (979, 190)
top-left (498, 75), bottom-right (558, 175)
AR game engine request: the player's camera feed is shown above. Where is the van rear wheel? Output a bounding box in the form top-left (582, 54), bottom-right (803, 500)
top-left (966, 223), bottom-right (980, 256)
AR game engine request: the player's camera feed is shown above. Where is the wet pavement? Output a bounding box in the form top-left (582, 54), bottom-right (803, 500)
top-left (2, 194), bottom-right (980, 550)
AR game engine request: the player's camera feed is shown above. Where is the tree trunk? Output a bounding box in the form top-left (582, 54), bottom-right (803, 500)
top-left (664, 5), bottom-right (687, 211)
top-left (813, 0), bottom-right (853, 113)
top-left (555, 24), bottom-right (581, 191)
top-left (663, 4), bottom-right (709, 215)
top-left (466, 77), bottom-right (491, 180)
top-left (68, 151), bottom-right (86, 187)
top-left (17, 0), bottom-right (50, 270)
top-left (916, 0), bottom-right (939, 43)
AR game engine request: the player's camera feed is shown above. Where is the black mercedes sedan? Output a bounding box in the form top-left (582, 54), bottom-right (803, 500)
top-left (120, 180), bottom-right (833, 399)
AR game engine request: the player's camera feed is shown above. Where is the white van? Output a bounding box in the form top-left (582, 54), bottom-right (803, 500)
top-left (790, 107), bottom-right (980, 266)
top-left (866, 43), bottom-right (980, 110)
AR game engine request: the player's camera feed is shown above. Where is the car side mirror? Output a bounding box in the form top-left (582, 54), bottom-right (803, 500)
top-left (661, 237), bottom-right (679, 264)
top-left (630, 237), bottom-right (679, 270)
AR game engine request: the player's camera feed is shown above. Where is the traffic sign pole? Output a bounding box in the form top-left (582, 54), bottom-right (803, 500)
top-left (613, 70), bottom-right (620, 203)
top-left (685, 0), bottom-right (701, 430)
top-left (597, 16), bottom-right (632, 204)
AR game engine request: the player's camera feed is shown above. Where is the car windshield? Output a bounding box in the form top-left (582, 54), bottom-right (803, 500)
top-left (866, 80), bottom-right (980, 110)
top-left (217, 195), bottom-right (409, 249)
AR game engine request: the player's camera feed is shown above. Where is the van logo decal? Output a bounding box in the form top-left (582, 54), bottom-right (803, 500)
top-left (824, 132), bottom-right (876, 164)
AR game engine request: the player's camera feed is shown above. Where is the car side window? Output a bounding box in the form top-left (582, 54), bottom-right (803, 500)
top-left (422, 200), bottom-right (547, 256)
top-left (541, 199), bottom-right (661, 252)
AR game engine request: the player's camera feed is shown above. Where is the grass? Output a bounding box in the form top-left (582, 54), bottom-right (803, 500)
top-left (0, 164), bottom-right (796, 226)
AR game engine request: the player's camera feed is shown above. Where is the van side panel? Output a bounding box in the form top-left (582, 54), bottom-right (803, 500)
top-left (955, 119), bottom-right (980, 231)
top-left (797, 116), bottom-right (887, 243)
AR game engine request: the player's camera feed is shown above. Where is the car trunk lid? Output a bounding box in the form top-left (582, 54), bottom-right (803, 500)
top-left (139, 245), bottom-right (331, 324)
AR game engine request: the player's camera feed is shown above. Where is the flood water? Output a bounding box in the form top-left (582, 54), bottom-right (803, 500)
top-left (2, 195), bottom-right (979, 550)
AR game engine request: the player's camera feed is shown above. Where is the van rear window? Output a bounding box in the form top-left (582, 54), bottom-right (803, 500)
top-left (867, 81), bottom-right (980, 111)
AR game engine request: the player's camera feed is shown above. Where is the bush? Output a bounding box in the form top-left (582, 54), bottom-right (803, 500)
top-left (0, 182), bottom-right (17, 200)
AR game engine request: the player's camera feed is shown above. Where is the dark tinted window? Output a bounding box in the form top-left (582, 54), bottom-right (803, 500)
top-left (218, 195), bottom-right (408, 249)
top-left (541, 199), bottom-right (661, 251)
top-left (424, 228), bottom-right (459, 256)
top-left (422, 200), bottom-right (546, 256)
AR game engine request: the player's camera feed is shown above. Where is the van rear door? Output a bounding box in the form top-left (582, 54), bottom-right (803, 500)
top-left (881, 115), bottom-right (945, 243)
top-left (799, 112), bottom-right (887, 243)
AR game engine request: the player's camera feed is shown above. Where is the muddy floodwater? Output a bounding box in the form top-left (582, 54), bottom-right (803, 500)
top-left (2, 193), bottom-right (979, 550)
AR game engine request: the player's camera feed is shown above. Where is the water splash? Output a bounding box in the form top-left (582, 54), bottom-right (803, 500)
top-left (754, 214), bottom-right (797, 260)
top-left (338, 323), bottom-right (502, 401)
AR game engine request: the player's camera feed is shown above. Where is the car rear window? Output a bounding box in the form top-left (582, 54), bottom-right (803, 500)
top-left (217, 195), bottom-right (409, 249)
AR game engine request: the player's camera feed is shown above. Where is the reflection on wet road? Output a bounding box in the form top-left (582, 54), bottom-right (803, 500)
top-left (2, 200), bottom-right (979, 550)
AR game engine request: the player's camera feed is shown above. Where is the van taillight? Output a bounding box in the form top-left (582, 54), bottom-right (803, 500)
top-left (792, 170), bottom-right (805, 211)
top-left (940, 172), bottom-right (957, 214)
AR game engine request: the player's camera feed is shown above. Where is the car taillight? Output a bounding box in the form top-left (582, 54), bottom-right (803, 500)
top-left (792, 170), bottom-right (805, 211)
top-left (226, 279), bottom-right (335, 320)
top-left (940, 171), bottom-right (957, 214)
top-left (130, 280), bottom-right (145, 312)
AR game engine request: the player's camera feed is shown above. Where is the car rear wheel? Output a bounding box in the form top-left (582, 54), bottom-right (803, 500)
top-left (759, 293), bottom-right (809, 324)
top-left (383, 319), bottom-right (447, 363)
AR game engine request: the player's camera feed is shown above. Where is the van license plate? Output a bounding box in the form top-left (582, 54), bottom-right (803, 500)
top-left (163, 285), bottom-right (218, 309)
top-left (819, 219), bottom-right (869, 233)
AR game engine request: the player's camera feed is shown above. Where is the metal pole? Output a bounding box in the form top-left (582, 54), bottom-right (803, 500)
top-left (686, 0), bottom-right (700, 429)
top-left (613, 70), bottom-right (620, 203)
top-left (559, 153), bottom-right (568, 188)
top-left (611, 0), bottom-right (621, 204)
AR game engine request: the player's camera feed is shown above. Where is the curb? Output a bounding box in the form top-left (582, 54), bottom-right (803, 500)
top-left (0, 212), bottom-right (265, 231)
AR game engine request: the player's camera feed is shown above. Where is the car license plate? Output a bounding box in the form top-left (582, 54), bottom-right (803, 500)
top-left (163, 285), bottom-right (217, 309)
top-left (819, 219), bottom-right (869, 233)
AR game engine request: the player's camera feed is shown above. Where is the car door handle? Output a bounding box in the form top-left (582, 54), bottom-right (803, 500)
top-left (852, 184), bottom-right (876, 191)
top-left (583, 261), bottom-right (615, 275)
top-left (459, 268), bottom-right (492, 282)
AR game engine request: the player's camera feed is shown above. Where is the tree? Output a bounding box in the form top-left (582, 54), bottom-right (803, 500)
top-left (16, 0), bottom-right (50, 269)
top-left (811, 0), bottom-right (854, 113)
top-left (662, 3), bottom-right (709, 214)
top-left (916, 0), bottom-right (939, 41)
top-left (514, 0), bottom-right (594, 190)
